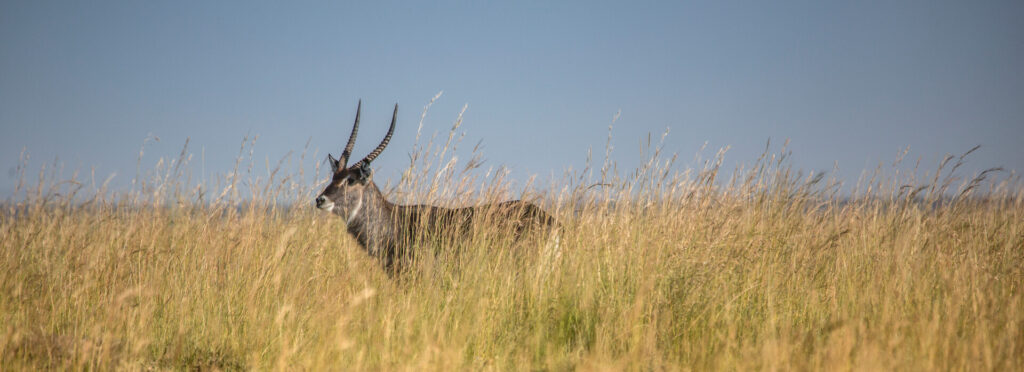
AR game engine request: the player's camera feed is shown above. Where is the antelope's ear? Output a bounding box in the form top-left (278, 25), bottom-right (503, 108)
top-left (327, 154), bottom-right (340, 173)
top-left (356, 161), bottom-right (372, 180)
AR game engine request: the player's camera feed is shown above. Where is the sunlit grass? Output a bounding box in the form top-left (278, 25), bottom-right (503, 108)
top-left (1, 114), bottom-right (1022, 369)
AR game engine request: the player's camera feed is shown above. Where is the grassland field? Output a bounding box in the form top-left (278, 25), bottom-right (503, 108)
top-left (1, 131), bottom-right (1022, 370)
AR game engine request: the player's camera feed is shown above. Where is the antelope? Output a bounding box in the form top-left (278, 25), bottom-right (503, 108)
top-left (316, 101), bottom-right (557, 274)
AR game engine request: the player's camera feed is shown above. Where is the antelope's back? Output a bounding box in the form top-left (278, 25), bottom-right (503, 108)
top-left (492, 200), bottom-right (554, 226)
top-left (473, 200), bottom-right (556, 239)
top-left (396, 200), bottom-right (555, 238)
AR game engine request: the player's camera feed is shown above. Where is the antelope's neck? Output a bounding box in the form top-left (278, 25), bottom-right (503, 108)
top-left (345, 184), bottom-right (398, 257)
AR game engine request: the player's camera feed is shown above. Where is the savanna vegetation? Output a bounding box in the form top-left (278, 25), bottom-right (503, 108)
top-left (2, 109), bottom-right (1021, 370)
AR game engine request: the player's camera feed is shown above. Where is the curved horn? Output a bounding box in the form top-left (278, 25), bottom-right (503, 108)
top-left (338, 100), bottom-right (362, 169)
top-left (350, 103), bottom-right (397, 170)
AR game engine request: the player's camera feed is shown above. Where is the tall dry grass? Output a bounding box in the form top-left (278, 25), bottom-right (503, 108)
top-left (1, 112), bottom-right (1022, 370)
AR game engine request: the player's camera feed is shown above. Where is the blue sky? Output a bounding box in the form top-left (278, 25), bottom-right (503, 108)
top-left (2, 1), bottom-right (1022, 197)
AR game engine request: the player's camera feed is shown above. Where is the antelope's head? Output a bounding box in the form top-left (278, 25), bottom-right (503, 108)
top-left (316, 101), bottom-right (397, 222)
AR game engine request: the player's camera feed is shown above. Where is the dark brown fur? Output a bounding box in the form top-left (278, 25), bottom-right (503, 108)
top-left (320, 169), bottom-right (555, 273)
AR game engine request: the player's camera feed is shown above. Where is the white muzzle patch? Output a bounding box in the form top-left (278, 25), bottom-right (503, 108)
top-left (318, 195), bottom-right (336, 212)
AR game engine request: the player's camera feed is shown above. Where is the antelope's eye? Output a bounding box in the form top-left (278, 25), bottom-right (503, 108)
top-left (346, 177), bottom-right (356, 185)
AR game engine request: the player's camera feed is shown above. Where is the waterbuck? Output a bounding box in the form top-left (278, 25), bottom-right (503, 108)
top-left (316, 101), bottom-right (556, 273)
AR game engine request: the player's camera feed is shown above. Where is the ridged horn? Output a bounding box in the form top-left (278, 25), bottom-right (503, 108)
top-left (338, 100), bottom-right (361, 170)
top-left (350, 103), bottom-right (397, 170)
